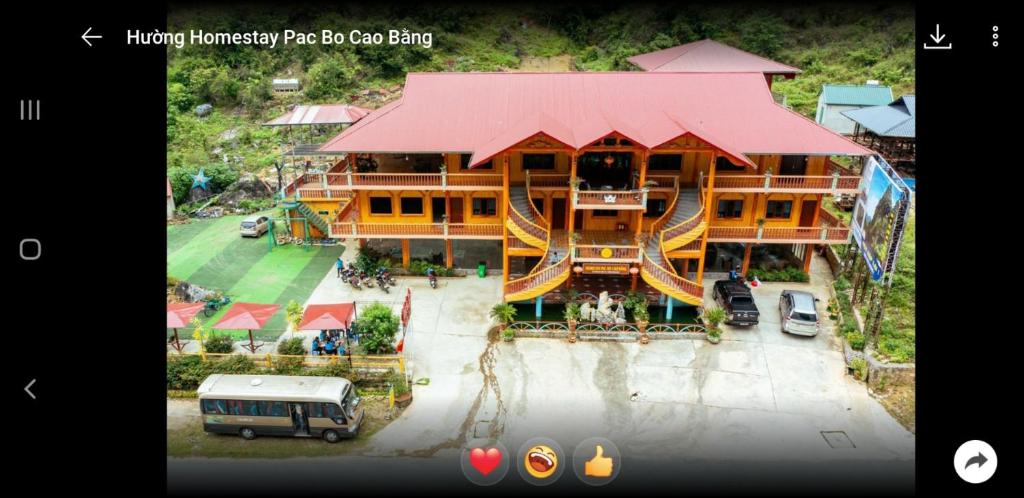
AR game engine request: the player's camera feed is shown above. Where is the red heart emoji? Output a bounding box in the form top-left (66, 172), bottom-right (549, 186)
top-left (468, 447), bottom-right (502, 476)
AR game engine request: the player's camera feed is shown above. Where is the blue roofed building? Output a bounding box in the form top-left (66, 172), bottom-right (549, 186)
top-left (842, 95), bottom-right (916, 168)
top-left (814, 83), bottom-right (894, 135)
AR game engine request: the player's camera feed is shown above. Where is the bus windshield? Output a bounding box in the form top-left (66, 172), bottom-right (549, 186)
top-left (342, 386), bottom-right (360, 417)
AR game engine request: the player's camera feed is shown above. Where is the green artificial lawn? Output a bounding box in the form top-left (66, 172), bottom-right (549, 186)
top-left (167, 213), bottom-right (343, 341)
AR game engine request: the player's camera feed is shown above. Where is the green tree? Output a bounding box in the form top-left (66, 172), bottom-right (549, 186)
top-left (739, 15), bottom-right (787, 58)
top-left (354, 303), bottom-right (399, 354)
top-left (285, 300), bottom-right (304, 339)
top-left (305, 52), bottom-right (361, 100)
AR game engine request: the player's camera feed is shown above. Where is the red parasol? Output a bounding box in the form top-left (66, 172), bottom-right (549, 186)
top-left (167, 302), bottom-right (206, 352)
top-left (214, 302), bottom-right (281, 353)
top-left (298, 303), bottom-right (355, 331)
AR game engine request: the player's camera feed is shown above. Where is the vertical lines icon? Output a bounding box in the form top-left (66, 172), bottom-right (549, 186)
top-left (20, 99), bottom-right (40, 120)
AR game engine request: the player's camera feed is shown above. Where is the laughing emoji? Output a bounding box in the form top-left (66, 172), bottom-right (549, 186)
top-left (524, 444), bottom-right (558, 479)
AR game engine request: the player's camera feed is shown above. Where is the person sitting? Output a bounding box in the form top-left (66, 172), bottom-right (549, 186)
top-left (324, 340), bottom-right (336, 355)
top-left (311, 337), bottom-right (320, 356)
top-left (319, 330), bottom-right (327, 342)
top-left (729, 266), bottom-right (739, 282)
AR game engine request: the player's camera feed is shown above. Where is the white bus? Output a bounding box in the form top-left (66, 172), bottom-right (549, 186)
top-left (196, 374), bottom-right (364, 443)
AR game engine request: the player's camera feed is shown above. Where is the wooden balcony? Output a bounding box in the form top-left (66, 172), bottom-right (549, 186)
top-left (526, 173), bottom-right (570, 189)
top-left (707, 172), bottom-right (860, 194)
top-left (328, 221), bottom-right (502, 240)
top-left (573, 189), bottom-right (647, 210)
top-left (707, 213), bottom-right (850, 244)
top-left (292, 171), bottom-right (503, 197)
top-left (571, 244), bottom-right (643, 263)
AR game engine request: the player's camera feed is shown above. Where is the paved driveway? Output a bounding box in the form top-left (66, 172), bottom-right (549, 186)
top-left (361, 255), bottom-right (913, 469)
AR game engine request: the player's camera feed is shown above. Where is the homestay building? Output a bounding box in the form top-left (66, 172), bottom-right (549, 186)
top-left (815, 83), bottom-right (895, 135)
top-left (842, 95), bottom-right (916, 170)
top-left (626, 38), bottom-right (801, 90)
top-left (282, 71), bottom-right (869, 309)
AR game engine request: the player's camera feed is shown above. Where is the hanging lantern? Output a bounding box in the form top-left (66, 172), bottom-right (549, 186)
top-left (573, 265), bottom-right (584, 274)
top-left (629, 266), bottom-right (640, 275)
top-left (603, 154), bottom-right (615, 167)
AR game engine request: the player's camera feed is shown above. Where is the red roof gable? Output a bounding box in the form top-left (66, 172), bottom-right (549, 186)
top-left (213, 302), bottom-right (280, 330)
top-left (627, 39), bottom-right (801, 75)
top-left (298, 303), bottom-right (355, 330)
top-left (320, 72), bottom-right (868, 165)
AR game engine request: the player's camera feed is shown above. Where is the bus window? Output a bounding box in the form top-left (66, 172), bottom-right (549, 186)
top-left (305, 402), bottom-right (324, 418)
top-left (242, 400), bottom-right (260, 416)
top-left (202, 399), bottom-right (227, 415)
top-left (259, 401), bottom-right (287, 417)
top-left (322, 403), bottom-right (346, 422)
top-left (226, 400), bottom-right (244, 415)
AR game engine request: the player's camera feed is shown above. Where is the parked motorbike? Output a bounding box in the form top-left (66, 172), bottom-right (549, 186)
top-left (376, 275), bottom-right (390, 293)
top-left (341, 269), bottom-right (361, 290)
top-left (377, 268), bottom-right (397, 287)
top-left (359, 271), bottom-right (374, 288)
top-left (428, 273), bottom-right (437, 289)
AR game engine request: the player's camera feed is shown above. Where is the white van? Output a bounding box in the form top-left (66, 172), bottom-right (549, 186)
top-left (240, 215), bottom-right (270, 237)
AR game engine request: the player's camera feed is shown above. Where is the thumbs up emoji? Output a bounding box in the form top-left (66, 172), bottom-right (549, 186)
top-left (584, 445), bottom-right (613, 478)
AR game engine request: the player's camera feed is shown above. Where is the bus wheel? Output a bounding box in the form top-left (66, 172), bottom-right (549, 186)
top-left (239, 428), bottom-right (257, 440)
top-left (322, 430), bottom-right (341, 443)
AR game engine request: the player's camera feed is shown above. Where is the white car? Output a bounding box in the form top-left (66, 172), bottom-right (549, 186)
top-left (779, 290), bottom-right (820, 336)
top-left (240, 215), bottom-right (270, 237)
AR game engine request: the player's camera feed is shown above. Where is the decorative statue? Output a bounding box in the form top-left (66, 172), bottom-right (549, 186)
top-left (580, 302), bottom-right (593, 322)
top-left (595, 291), bottom-right (615, 324)
top-left (615, 302), bottom-right (627, 324)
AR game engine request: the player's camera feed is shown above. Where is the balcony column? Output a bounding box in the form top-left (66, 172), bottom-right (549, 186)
top-left (567, 152), bottom-right (578, 235)
top-left (802, 244), bottom-right (814, 273)
top-left (665, 296), bottom-right (674, 321)
top-left (445, 239), bottom-right (454, 269)
top-left (695, 151), bottom-right (718, 286)
top-left (502, 153), bottom-right (511, 286)
top-left (636, 151), bottom-right (649, 239)
top-left (741, 244), bottom-right (753, 277)
top-left (401, 240), bottom-right (411, 269)
top-left (535, 296), bottom-right (543, 320)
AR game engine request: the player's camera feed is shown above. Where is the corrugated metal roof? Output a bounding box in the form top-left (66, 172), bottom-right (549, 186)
top-left (627, 39), bottom-right (801, 74)
top-left (840, 95), bottom-right (915, 138)
top-left (821, 84), bottom-right (894, 106)
top-left (264, 104), bottom-right (372, 126)
top-left (319, 72), bottom-right (870, 166)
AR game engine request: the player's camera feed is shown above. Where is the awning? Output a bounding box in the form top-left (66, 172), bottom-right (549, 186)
top-left (213, 302), bottom-right (280, 330)
top-left (298, 303), bottom-right (355, 330)
top-left (167, 302), bottom-right (206, 328)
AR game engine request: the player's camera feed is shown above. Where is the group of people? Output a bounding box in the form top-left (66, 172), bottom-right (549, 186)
top-left (311, 328), bottom-right (356, 356)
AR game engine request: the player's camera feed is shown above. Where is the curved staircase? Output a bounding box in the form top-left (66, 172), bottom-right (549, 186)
top-left (639, 187), bottom-right (705, 306)
top-left (503, 187), bottom-right (571, 302)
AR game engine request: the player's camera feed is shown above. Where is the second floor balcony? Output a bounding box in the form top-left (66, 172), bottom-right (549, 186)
top-left (707, 210), bottom-right (851, 244)
top-left (290, 170), bottom-right (503, 199)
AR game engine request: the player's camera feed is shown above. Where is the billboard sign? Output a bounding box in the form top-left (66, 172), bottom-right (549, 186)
top-left (851, 156), bottom-right (911, 281)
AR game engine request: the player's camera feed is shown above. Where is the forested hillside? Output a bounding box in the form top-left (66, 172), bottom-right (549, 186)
top-left (167, 2), bottom-right (914, 201)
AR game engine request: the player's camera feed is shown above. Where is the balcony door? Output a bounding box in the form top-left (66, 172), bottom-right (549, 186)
top-left (550, 198), bottom-right (566, 230)
top-left (432, 198), bottom-right (446, 223)
top-left (799, 200), bottom-right (817, 227)
top-left (450, 198), bottom-right (464, 223)
top-left (779, 155), bottom-right (808, 175)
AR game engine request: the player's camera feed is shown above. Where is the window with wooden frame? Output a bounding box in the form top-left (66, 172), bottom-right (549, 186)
top-left (765, 200), bottom-right (793, 219)
top-left (592, 210), bottom-right (618, 217)
top-left (399, 196), bottom-right (424, 215)
top-left (471, 197), bottom-right (497, 216)
top-left (648, 154), bottom-right (683, 171)
top-left (716, 199), bottom-right (744, 219)
top-left (715, 156), bottom-right (745, 172)
top-left (522, 153), bottom-right (556, 170)
top-left (369, 196), bottom-right (393, 215)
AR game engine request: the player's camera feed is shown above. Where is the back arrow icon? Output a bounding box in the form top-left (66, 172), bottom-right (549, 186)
top-left (82, 27), bottom-right (102, 47)
top-left (25, 379), bottom-right (36, 399)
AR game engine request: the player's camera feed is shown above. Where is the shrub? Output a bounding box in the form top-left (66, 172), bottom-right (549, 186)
top-left (204, 333), bottom-right (235, 354)
top-left (167, 355), bottom-right (213, 390)
top-left (850, 358), bottom-right (868, 381)
top-left (272, 356), bottom-right (305, 375)
top-left (564, 302), bottom-right (582, 322)
top-left (355, 302), bottom-right (400, 354)
top-left (846, 332), bottom-right (866, 351)
top-left (408, 259), bottom-right (454, 277)
top-left (213, 354), bottom-right (259, 374)
top-left (387, 369), bottom-right (410, 396)
top-left (748, 266), bottom-right (810, 282)
top-left (307, 363), bottom-right (352, 378)
top-left (305, 52), bottom-right (361, 100)
top-left (354, 246), bottom-right (392, 274)
top-left (702, 306), bottom-right (727, 329)
top-left (833, 276), bottom-right (851, 292)
top-left (277, 337), bottom-right (306, 356)
top-left (489, 303), bottom-right (517, 327)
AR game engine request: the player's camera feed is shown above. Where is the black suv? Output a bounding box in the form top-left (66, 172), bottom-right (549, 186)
top-left (712, 280), bottom-right (760, 326)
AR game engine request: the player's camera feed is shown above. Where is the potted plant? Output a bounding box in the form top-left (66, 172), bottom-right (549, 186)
top-left (702, 305), bottom-right (726, 344)
top-left (632, 299), bottom-right (651, 344)
top-left (490, 303), bottom-right (517, 342)
top-left (388, 370), bottom-right (413, 408)
top-left (569, 176), bottom-right (582, 190)
top-left (564, 301), bottom-right (582, 343)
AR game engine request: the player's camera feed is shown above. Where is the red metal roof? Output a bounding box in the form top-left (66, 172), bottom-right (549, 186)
top-left (627, 39), bottom-right (801, 75)
top-left (167, 302), bottom-right (205, 328)
top-left (213, 302), bottom-right (281, 330)
top-left (264, 104), bottom-right (372, 126)
top-left (319, 72), bottom-right (869, 166)
top-left (298, 303), bottom-right (355, 330)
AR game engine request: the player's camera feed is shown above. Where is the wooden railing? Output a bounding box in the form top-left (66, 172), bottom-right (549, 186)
top-left (707, 223), bottom-right (850, 243)
top-left (507, 202), bottom-right (549, 244)
top-left (572, 244), bottom-right (643, 263)
top-left (708, 173), bottom-right (861, 193)
top-left (574, 190), bottom-right (646, 209)
top-left (640, 256), bottom-right (704, 302)
top-left (504, 252), bottom-right (571, 299)
top-left (169, 351), bottom-right (404, 373)
top-left (646, 175), bottom-right (680, 190)
top-left (314, 172), bottom-right (502, 190)
top-left (329, 221), bottom-right (502, 239)
top-left (527, 173), bottom-right (570, 188)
